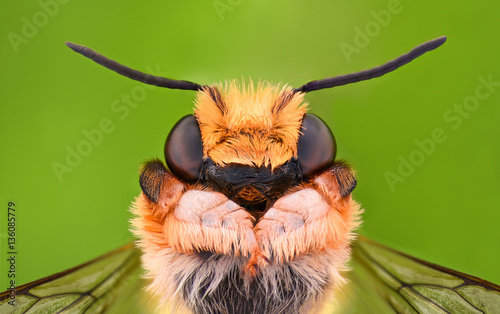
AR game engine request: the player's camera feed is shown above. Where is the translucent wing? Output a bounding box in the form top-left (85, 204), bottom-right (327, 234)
top-left (0, 243), bottom-right (149, 314)
top-left (332, 236), bottom-right (500, 313)
top-left (4, 238), bottom-right (499, 313)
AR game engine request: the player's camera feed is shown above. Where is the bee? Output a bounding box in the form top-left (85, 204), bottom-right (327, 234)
top-left (2, 36), bottom-right (500, 313)
top-left (65, 36), bottom-right (444, 313)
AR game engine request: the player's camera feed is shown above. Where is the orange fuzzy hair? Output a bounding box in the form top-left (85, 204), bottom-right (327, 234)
top-left (194, 81), bottom-right (307, 169)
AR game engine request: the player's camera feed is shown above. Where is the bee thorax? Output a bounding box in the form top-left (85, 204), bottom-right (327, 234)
top-left (143, 249), bottom-right (349, 314)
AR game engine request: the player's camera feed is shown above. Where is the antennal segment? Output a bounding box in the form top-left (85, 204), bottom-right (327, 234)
top-left (293, 36), bottom-right (447, 93)
top-left (65, 42), bottom-right (204, 91)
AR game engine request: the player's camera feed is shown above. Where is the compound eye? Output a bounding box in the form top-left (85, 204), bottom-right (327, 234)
top-left (297, 114), bottom-right (336, 177)
top-left (164, 115), bottom-right (203, 182)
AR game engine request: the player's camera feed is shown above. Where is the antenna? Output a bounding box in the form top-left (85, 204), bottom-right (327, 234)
top-left (66, 42), bottom-right (204, 91)
top-left (293, 36), bottom-right (447, 93)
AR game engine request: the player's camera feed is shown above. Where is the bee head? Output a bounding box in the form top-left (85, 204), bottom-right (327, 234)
top-left (165, 81), bottom-right (337, 211)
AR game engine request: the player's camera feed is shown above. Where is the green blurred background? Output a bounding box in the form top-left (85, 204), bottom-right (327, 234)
top-left (1, 0), bottom-right (499, 290)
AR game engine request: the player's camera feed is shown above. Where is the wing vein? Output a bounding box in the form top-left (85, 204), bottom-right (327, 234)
top-left (356, 244), bottom-right (452, 313)
top-left (56, 249), bottom-right (140, 313)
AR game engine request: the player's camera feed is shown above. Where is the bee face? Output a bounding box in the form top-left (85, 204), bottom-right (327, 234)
top-left (165, 82), bottom-right (338, 215)
top-left (65, 36), bottom-right (446, 313)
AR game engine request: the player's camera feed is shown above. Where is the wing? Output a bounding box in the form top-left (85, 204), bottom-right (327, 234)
top-left (0, 243), bottom-right (150, 314)
top-left (330, 236), bottom-right (500, 313)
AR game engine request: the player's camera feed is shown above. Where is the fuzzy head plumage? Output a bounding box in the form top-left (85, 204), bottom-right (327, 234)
top-left (195, 81), bottom-right (307, 169)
